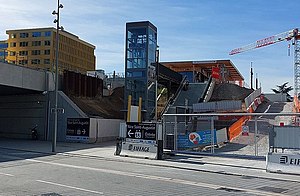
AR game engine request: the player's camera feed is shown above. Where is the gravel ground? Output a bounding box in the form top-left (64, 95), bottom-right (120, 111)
top-left (214, 102), bottom-right (295, 156)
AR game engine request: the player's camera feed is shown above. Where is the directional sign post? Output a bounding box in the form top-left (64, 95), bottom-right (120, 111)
top-left (126, 122), bottom-right (156, 141)
top-left (121, 122), bottom-right (158, 159)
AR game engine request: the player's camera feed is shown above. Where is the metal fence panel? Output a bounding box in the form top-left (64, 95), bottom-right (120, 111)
top-left (163, 112), bottom-right (299, 157)
top-left (193, 100), bottom-right (242, 112)
top-left (270, 126), bottom-right (300, 149)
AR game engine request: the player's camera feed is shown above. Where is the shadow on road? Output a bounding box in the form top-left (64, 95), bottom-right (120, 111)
top-left (0, 138), bottom-right (116, 164)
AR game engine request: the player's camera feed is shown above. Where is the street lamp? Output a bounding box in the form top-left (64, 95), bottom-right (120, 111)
top-left (52, 0), bottom-right (63, 152)
top-left (155, 46), bottom-right (159, 121)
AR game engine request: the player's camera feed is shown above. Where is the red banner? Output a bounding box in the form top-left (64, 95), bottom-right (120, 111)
top-left (212, 67), bottom-right (220, 79)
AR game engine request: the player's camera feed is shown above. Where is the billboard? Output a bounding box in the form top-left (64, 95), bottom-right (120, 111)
top-left (66, 118), bottom-right (90, 142)
top-left (177, 130), bottom-right (217, 149)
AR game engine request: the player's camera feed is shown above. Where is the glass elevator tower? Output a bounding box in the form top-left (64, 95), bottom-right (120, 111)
top-left (124, 21), bottom-right (157, 120)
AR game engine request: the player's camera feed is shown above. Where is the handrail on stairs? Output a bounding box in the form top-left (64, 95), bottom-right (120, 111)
top-left (157, 75), bottom-right (188, 119)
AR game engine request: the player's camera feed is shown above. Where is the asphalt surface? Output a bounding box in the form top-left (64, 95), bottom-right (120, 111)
top-left (0, 102), bottom-right (299, 195)
top-left (0, 138), bottom-right (300, 195)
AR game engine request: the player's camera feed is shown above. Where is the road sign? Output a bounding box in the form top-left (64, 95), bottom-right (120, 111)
top-left (51, 108), bottom-right (65, 113)
top-left (242, 125), bottom-right (249, 136)
top-left (126, 122), bottom-right (156, 141)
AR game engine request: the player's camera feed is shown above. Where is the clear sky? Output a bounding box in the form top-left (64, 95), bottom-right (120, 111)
top-left (0, 0), bottom-right (298, 93)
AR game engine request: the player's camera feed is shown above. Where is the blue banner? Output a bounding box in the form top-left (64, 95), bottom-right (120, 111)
top-left (177, 130), bottom-right (217, 149)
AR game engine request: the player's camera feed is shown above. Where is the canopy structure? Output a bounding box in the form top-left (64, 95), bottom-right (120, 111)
top-left (161, 60), bottom-right (244, 83)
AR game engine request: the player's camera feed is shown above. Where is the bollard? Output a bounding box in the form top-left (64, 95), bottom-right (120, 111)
top-left (115, 137), bottom-right (122, 155)
top-left (157, 123), bottom-right (163, 160)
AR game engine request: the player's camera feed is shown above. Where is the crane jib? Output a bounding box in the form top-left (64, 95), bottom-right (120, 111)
top-left (255, 36), bottom-right (275, 48)
top-left (229, 28), bottom-right (299, 55)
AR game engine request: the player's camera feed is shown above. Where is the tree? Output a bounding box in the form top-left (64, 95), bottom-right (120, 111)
top-left (271, 82), bottom-right (293, 100)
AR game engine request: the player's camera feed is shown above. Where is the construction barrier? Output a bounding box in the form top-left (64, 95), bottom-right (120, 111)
top-left (266, 153), bottom-right (300, 175)
top-left (228, 116), bottom-right (249, 141)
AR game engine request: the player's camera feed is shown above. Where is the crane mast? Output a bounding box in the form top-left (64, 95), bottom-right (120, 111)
top-left (229, 28), bottom-right (300, 96)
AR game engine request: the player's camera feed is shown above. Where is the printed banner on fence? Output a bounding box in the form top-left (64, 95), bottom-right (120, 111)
top-left (177, 130), bottom-right (217, 149)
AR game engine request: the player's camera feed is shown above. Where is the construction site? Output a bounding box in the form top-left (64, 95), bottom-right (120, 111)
top-left (2, 3), bottom-right (300, 195)
top-left (0, 22), bottom-right (299, 165)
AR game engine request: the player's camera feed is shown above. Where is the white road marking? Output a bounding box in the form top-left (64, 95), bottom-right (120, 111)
top-left (28, 159), bottom-right (285, 196)
top-left (259, 104), bottom-right (271, 118)
top-left (264, 104), bottom-right (271, 113)
top-left (0, 172), bottom-right (14, 177)
top-left (36, 180), bottom-right (103, 195)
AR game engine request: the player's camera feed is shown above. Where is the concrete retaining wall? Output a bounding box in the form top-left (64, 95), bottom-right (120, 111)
top-left (0, 62), bottom-right (54, 92)
top-left (48, 91), bottom-right (87, 142)
top-left (89, 118), bottom-right (124, 142)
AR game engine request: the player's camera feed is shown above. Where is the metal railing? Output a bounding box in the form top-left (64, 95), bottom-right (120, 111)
top-left (162, 112), bottom-right (300, 157)
top-left (159, 75), bottom-right (188, 118)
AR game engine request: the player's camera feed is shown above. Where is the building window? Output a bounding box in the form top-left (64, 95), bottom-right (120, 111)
top-left (10, 51), bottom-right (16, 56)
top-left (19, 51), bottom-right (28, 56)
top-left (45, 31), bottom-right (51, 37)
top-left (10, 42), bottom-right (16, 47)
top-left (44, 50), bottom-right (50, 55)
top-left (31, 59), bottom-right (40, 64)
top-left (44, 40), bottom-right (51, 46)
top-left (32, 32), bottom-right (41, 37)
top-left (44, 59), bottom-right (50, 64)
top-left (10, 33), bottom-right (17, 39)
top-left (32, 50), bottom-right (41, 55)
top-left (19, 60), bottom-right (28, 65)
top-left (20, 33), bottom-right (29, 38)
top-left (0, 43), bottom-right (8, 49)
top-left (20, 42), bottom-right (28, 47)
top-left (32, 41), bottom-right (41, 46)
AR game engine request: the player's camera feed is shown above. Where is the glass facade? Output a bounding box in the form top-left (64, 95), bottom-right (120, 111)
top-left (125, 21), bottom-right (158, 120)
top-left (0, 43), bottom-right (8, 49)
top-left (0, 42), bottom-right (8, 62)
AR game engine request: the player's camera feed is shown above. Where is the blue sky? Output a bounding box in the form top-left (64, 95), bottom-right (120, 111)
top-left (0, 0), bottom-right (298, 93)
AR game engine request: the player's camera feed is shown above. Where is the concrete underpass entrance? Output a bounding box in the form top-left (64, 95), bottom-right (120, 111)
top-left (0, 94), bottom-right (47, 140)
top-left (0, 62), bottom-right (54, 140)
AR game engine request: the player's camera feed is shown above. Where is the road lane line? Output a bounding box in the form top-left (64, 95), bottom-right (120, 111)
top-left (28, 159), bottom-right (286, 196)
top-left (36, 180), bottom-right (103, 195)
top-left (0, 172), bottom-right (14, 177)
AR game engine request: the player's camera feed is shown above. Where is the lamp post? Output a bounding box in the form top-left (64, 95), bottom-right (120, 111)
top-left (52, 0), bottom-right (63, 152)
top-left (155, 46), bottom-right (159, 121)
top-left (250, 62), bottom-right (253, 89)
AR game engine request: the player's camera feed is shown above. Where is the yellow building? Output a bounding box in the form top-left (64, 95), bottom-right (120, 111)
top-left (5, 27), bottom-right (95, 73)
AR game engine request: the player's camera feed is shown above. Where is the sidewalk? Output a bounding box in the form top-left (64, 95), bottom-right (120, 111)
top-left (0, 138), bottom-right (299, 183)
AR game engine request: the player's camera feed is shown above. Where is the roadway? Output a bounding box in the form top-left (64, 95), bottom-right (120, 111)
top-left (0, 146), bottom-right (300, 196)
